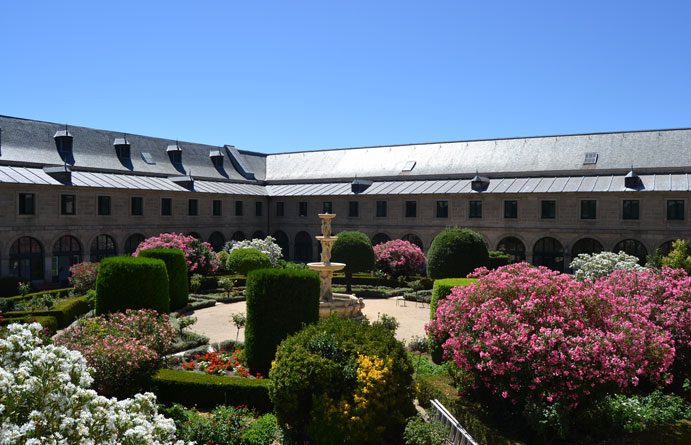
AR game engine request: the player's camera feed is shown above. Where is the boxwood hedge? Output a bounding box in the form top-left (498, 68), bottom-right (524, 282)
top-left (151, 369), bottom-right (272, 412)
top-left (245, 268), bottom-right (320, 375)
top-left (139, 248), bottom-right (189, 310)
top-left (95, 256), bottom-right (169, 314)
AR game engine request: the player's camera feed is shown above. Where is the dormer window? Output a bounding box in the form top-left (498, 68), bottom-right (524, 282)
top-left (624, 169), bottom-right (643, 190)
top-left (209, 149), bottom-right (224, 169)
top-left (114, 135), bottom-right (131, 160)
top-left (471, 174), bottom-right (490, 192)
top-left (351, 179), bottom-right (373, 194)
top-left (54, 127), bottom-right (73, 162)
top-left (167, 142), bottom-right (182, 165)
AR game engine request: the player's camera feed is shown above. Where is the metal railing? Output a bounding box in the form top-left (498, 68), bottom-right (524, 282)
top-left (430, 399), bottom-right (479, 445)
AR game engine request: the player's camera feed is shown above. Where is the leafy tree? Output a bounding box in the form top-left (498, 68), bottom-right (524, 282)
top-left (331, 231), bottom-right (375, 293)
top-left (661, 239), bottom-right (691, 273)
top-left (427, 227), bottom-right (488, 279)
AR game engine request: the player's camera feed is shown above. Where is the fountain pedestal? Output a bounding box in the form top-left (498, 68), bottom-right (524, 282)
top-left (307, 213), bottom-right (364, 318)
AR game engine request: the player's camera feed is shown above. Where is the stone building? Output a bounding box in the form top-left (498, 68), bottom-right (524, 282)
top-left (0, 115), bottom-right (689, 283)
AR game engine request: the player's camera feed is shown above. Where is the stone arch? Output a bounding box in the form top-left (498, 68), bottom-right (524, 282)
top-left (533, 237), bottom-right (565, 272)
top-left (208, 231), bottom-right (226, 252)
top-left (52, 235), bottom-right (82, 282)
top-left (371, 233), bottom-right (391, 246)
top-left (496, 236), bottom-right (526, 263)
top-left (90, 234), bottom-right (117, 262)
top-left (231, 231), bottom-right (246, 242)
top-left (272, 230), bottom-right (290, 259)
top-left (613, 239), bottom-right (648, 264)
top-left (252, 230), bottom-right (266, 240)
top-left (10, 236), bottom-right (44, 280)
top-left (401, 233), bottom-right (424, 250)
top-left (186, 232), bottom-right (202, 240)
top-left (294, 231), bottom-right (313, 262)
top-left (571, 237), bottom-right (604, 258)
top-left (124, 233), bottom-right (146, 255)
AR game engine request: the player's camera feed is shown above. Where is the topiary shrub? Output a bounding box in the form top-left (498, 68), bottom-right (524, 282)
top-left (245, 268), bottom-right (319, 375)
top-left (487, 250), bottom-right (512, 270)
top-left (331, 231), bottom-right (375, 293)
top-left (427, 227), bottom-right (489, 279)
top-left (227, 248), bottom-right (272, 276)
top-left (95, 256), bottom-right (170, 314)
top-left (139, 248), bottom-right (189, 310)
top-left (269, 316), bottom-right (416, 444)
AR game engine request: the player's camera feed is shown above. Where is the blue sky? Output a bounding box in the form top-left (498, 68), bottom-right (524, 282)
top-left (2, 1), bottom-right (690, 153)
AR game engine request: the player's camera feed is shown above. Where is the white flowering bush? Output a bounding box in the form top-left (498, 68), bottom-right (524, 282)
top-left (570, 251), bottom-right (646, 281)
top-left (224, 236), bottom-right (283, 266)
top-left (0, 323), bottom-right (186, 445)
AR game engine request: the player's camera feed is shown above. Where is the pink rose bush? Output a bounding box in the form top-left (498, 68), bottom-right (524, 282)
top-left (134, 232), bottom-right (219, 274)
top-left (69, 261), bottom-right (99, 294)
top-left (55, 309), bottom-right (176, 397)
top-left (426, 263), bottom-right (690, 411)
top-left (373, 239), bottom-right (426, 278)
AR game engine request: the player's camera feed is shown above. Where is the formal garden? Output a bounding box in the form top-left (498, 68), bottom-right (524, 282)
top-left (1, 226), bottom-right (690, 444)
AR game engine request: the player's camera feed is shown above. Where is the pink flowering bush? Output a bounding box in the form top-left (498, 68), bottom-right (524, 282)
top-left (55, 309), bottom-right (175, 397)
top-left (373, 239), bottom-right (426, 278)
top-left (134, 232), bottom-right (219, 275)
top-left (427, 263), bottom-right (677, 413)
top-left (69, 261), bottom-right (100, 294)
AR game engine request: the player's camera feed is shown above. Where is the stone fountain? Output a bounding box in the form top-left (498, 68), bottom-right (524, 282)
top-left (307, 213), bottom-right (364, 319)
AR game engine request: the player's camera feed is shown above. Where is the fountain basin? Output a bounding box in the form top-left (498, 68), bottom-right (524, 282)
top-left (319, 293), bottom-right (364, 319)
top-left (307, 262), bottom-right (346, 272)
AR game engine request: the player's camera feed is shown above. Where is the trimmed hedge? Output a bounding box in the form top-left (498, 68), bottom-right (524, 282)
top-left (151, 369), bottom-right (272, 412)
top-left (3, 295), bottom-right (90, 328)
top-left (430, 278), bottom-right (476, 319)
top-left (333, 273), bottom-right (399, 288)
top-left (488, 250), bottom-right (512, 270)
top-left (140, 248), bottom-right (189, 310)
top-left (1, 287), bottom-right (73, 303)
top-left (427, 227), bottom-right (489, 279)
top-left (245, 268), bottom-right (320, 375)
top-left (95, 256), bottom-right (170, 314)
top-left (0, 315), bottom-right (59, 335)
top-left (227, 248), bottom-right (272, 276)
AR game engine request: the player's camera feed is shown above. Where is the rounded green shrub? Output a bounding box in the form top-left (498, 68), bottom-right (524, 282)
top-left (427, 228), bottom-right (489, 279)
top-left (139, 248), bottom-right (189, 310)
top-left (270, 316), bottom-right (416, 445)
top-left (95, 256), bottom-right (169, 314)
top-left (331, 231), bottom-right (375, 293)
top-left (245, 268), bottom-right (320, 375)
top-left (227, 248), bottom-right (272, 276)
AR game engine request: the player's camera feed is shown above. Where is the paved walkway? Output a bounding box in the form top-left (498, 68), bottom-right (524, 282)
top-left (189, 297), bottom-right (431, 346)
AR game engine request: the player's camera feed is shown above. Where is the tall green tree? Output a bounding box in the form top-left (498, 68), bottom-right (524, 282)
top-left (331, 231), bottom-right (375, 293)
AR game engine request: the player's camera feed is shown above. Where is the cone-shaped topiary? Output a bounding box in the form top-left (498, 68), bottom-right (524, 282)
top-left (331, 231), bottom-right (375, 293)
top-left (427, 227), bottom-right (489, 279)
top-left (139, 248), bottom-right (189, 310)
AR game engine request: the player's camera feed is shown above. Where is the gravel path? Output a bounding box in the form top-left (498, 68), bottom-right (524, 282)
top-left (189, 297), bottom-right (431, 346)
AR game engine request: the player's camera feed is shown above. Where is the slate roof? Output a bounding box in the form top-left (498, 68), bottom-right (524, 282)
top-left (1, 115), bottom-right (690, 196)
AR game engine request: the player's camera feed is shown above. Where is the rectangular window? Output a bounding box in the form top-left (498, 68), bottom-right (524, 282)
top-left (580, 200), bottom-right (597, 219)
top-left (405, 201), bottom-right (417, 218)
top-left (298, 201), bottom-right (308, 217)
top-left (255, 201), bottom-right (263, 217)
top-left (61, 194), bottom-right (76, 215)
top-left (97, 195), bottom-right (111, 216)
top-left (188, 199), bottom-right (198, 216)
top-left (18, 193), bottom-right (35, 215)
top-left (667, 200), bottom-right (685, 220)
top-left (504, 200), bottom-right (517, 219)
top-left (348, 201), bottom-right (359, 217)
top-left (161, 198), bottom-right (172, 216)
top-left (323, 201), bottom-right (333, 214)
top-left (212, 199), bottom-right (222, 216)
top-left (376, 200), bottom-right (387, 218)
top-left (541, 200), bottom-right (556, 219)
top-left (436, 200), bottom-right (449, 218)
top-left (622, 199), bottom-right (639, 220)
top-left (469, 200), bottom-right (482, 218)
top-left (276, 201), bottom-right (285, 217)
top-left (235, 201), bottom-right (243, 216)
top-left (131, 197), bottom-right (143, 216)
